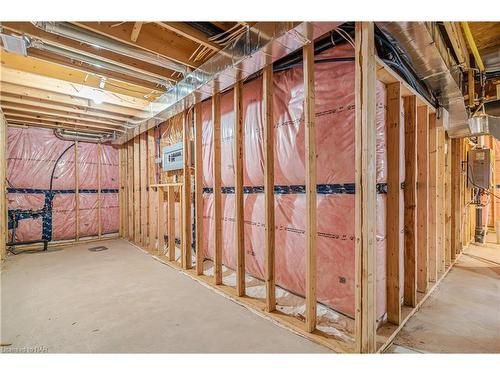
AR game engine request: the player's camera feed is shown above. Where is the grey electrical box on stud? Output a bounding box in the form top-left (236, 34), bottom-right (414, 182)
top-left (162, 141), bottom-right (194, 172)
top-left (467, 148), bottom-right (492, 190)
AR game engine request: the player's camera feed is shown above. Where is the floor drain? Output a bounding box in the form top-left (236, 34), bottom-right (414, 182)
top-left (88, 246), bottom-right (108, 252)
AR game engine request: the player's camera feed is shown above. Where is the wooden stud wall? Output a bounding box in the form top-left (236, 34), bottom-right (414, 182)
top-left (0, 110), bottom-right (6, 261)
top-left (116, 22), bottom-right (466, 354)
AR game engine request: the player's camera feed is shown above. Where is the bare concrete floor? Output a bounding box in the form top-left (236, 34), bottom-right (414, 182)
top-left (387, 241), bottom-right (500, 353)
top-left (0, 239), bottom-right (329, 353)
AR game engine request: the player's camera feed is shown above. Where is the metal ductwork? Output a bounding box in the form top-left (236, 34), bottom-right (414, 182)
top-left (26, 37), bottom-right (171, 88)
top-left (31, 22), bottom-right (190, 76)
top-left (376, 22), bottom-right (470, 138)
top-left (116, 22), bottom-right (340, 144)
top-left (54, 128), bottom-right (116, 143)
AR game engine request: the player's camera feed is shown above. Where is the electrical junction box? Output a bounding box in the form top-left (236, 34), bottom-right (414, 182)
top-left (467, 148), bottom-right (492, 190)
top-left (162, 141), bottom-right (194, 172)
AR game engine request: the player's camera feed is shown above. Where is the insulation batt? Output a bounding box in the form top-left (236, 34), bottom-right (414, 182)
top-left (198, 44), bottom-right (392, 319)
top-left (7, 127), bottom-right (119, 241)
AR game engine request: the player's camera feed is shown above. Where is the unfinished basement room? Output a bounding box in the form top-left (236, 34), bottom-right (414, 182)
top-left (1, 2), bottom-right (499, 369)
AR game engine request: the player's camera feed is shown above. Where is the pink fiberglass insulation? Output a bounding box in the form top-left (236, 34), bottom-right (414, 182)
top-left (198, 43), bottom-right (392, 319)
top-left (7, 127), bottom-right (119, 242)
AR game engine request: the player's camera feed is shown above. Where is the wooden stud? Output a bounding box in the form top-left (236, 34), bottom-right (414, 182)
top-left (428, 113), bottom-right (438, 282)
top-left (445, 135), bottom-right (452, 265)
top-left (403, 95), bottom-right (417, 307)
top-left (263, 64), bottom-right (276, 312)
top-left (451, 138), bottom-right (462, 256)
top-left (303, 28), bottom-right (317, 332)
top-left (133, 134), bottom-right (140, 243)
top-left (386, 82), bottom-right (402, 325)
top-left (0, 110), bottom-right (7, 261)
top-left (127, 140), bottom-right (135, 241)
top-left (157, 187), bottom-right (165, 256)
top-left (212, 91), bottom-right (222, 285)
top-left (140, 130), bottom-right (148, 245)
top-left (436, 126), bottom-right (446, 274)
top-left (194, 103), bottom-right (204, 275)
top-left (182, 112), bottom-right (192, 269)
top-left (148, 128), bottom-right (157, 251)
top-left (233, 80), bottom-right (245, 296)
top-left (167, 185), bottom-right (175, 262)
top-left (97, 143), bottom-right (102, 239)
top-left (75, 141), bottom-right (80, 241)
top-left (354, 22), bottom-right (377, 354)
top-left (416, 105), bottom-right (429, 293)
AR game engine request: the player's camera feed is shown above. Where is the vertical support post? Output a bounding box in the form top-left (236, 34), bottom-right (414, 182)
top-left (157, 187), bottom-right (165, 256)
top-left (263, 63), bottom-right (276, 312)
top-left (212, 91), bottom-right (222, 285)
top-left (75, 141), bottom-right (80, 241)
top-left (417, 105), bottom-right (429, 293)
top-left (194, 103), bottom-right (204, 275)
top-left (303, 24), bottom-right (317, 332)
top-left (428, 113), bottom-right (438, 282)
top-left (234, 79), bottom-right (245, 296)
top-left (97, 142), bottom-right (102, 239)
top-left (451, 138), bottom-right (462, 256)
top-left (148, 128), bottom-right (157, 251)
top-left (403, 95), bottom-right (417, 307)
top-left (127, 140), bottom-right (134, 241)
top-left (445, 135), bottom-right (452, 265)
top-left (354, 21), bottom-right (377, 354)
top-left (386, 82), bottom-right (402, 325)
top-left (133, 133), bottom-right (140, 243)
top-left (118, 146), bottom-right (124, 238)
top-left (140, 130), bottom-right (148, 246)
top-left (182, 111), bottom-right (192, 269)
top-left (0, 110), bottom-right (6, 261)
top-left (167, 185), bottom-right (175, 262)
top-left (437, 126), bottom-right (446, 274)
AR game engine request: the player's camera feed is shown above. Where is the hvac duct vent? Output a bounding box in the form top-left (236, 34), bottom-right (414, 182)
top-left (0, 33), bottom-right (28, 56)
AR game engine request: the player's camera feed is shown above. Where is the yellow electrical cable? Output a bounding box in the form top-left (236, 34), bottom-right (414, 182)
top-left (460, 22), bottom-right (485, 72)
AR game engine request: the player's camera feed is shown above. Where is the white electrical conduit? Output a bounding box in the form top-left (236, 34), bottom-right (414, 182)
top-left (54, 128), bottom-right (116, 143)
top-left (31, 22), bottom-right (190, 76)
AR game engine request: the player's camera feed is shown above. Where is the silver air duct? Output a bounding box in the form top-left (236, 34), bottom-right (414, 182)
top-left (32, 22), bottom-right (190, 76)
top-left (27, 38), bottom-right (171, 89)
top-left (54, 128), bottom-right (117, 143)
top-left (377, 22), bottom-right (470, 138)
top-left (116, 22), bottom-right (340, 144)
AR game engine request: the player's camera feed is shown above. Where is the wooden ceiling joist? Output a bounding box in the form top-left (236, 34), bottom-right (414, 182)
top-left (1, 67), bottom-right (150, 110)
top-left (0, 85), bottom-right (144, 118)
top-left (156, 22), bottom-right (221, 51)
top-left (1, 104), bottom-right (125, 128)
top-left (0, 22), bottom-right (179, 83)
top-left (5, 118), bottom-right (117, 134)
top-left (3, 112), bottom-right (125, 132)
top-left (72, 22), bottom-right (200, 69)
top-left (0, 96), bottom-right (133, 123)
top-left (131, 22), bottom-right (144, 42)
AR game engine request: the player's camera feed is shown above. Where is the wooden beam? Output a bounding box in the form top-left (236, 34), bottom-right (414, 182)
top-left (167, 185), bottom-right (175, 261)
top-left (75, 141), bottom-right (80, 241)
top-left (73, 22), bottom-right (199, 69)
top-left (133, 133), bottom-right (140, 243)
top-left (445, 135), bottom-right (452, 264)
top-left (97, 143), bottom-right (102, 239)
top-left (182, 112), bottom-right (192, 269)
top-left (157, 187), bottom-right (165, 256)
top-left (416, 105), bottom-right (429, 293)
top-left (1, 83), bottom-right (143, 118)
top-left (451, 138), bottom-right (462, 257)
top-left (127, 140), bottom-right (134, 241)
top-left (428, 113), bottom-right (438, 282)
top-left (233, 80), bottom-right (245, 296)
top-left (4, 118), bottom-right (112, 134)
top-left (0, 110), bottom-right (7, 261)
top-left (148, 128), bottom-right (157, 251)
top-left (303, 28), bottom-right (317, 333)
top-left (386, 82), bottom-right (402, 325)
top-left (263, 64), bottom-right (276, 312)
top-left (403, 95), bottom-right (417, 307)
top-left (140, 130), bottom-right (148, 246)
top-left (0, 67), bottom-right (150, 110)
top-left (131, 22), bottom-right (144, 42)
top-left (354, 22), bottom-right (377, 354)
top-left (436, 126), bottom-right (446, 274)
top-left (156, 22), bottom-right (220, 51)
top-left (194, 103), bottom-right (204, 275)
top-left (212, 91), bottom-right (222, 285)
